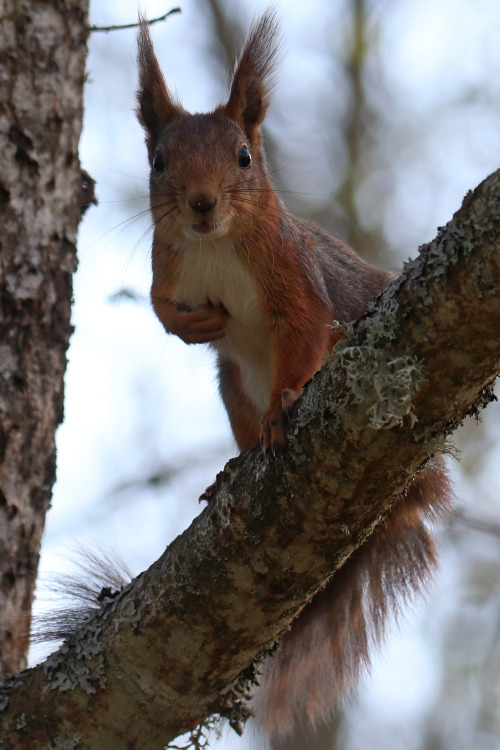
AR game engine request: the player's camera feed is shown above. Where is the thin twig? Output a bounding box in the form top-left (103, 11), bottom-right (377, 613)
top-left (90, 7), bottom-right (181, 33)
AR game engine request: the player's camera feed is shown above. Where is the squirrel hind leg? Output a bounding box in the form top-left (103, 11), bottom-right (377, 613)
top-left (252, 462), bottom-right (453, 740)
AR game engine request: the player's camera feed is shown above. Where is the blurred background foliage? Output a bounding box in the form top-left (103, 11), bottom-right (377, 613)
top-left (34, 0), bottom-right (500, 748)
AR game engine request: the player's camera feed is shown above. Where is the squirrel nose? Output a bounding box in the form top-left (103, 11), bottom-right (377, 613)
top-left (189, 195), bottom-right (217, 214)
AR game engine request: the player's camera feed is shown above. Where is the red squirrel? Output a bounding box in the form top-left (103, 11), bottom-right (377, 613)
top-left (137, 10), bottom-right (452, 739)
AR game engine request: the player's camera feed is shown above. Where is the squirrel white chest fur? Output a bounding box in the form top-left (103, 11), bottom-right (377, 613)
top-left (172, 239), bottom-right (273, 414)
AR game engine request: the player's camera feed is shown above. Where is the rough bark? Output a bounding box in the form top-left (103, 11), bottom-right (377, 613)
top-left (0, 1), bottom-right (91, 679)
top-left (1, 169), bottom-right (500, 749)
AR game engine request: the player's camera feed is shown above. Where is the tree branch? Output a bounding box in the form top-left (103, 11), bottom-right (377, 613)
top-left (90, 8), bottom-right (181, 33)
top-left (2, 170), bottom-right (500, 748)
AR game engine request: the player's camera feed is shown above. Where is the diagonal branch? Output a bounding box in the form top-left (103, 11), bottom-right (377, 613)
top-left (2, 170), bottom-right (500, 749)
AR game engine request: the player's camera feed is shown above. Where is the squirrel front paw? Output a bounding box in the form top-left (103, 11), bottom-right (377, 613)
top-left (154, 297), bottom-right (228, 344)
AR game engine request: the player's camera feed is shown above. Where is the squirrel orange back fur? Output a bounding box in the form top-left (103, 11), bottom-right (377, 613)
top-left (136, 10), bottom-right (452, 739)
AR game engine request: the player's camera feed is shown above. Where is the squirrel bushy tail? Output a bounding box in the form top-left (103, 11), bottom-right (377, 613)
top-left (253, 462), bottom-right (452, 738)
top-left (31, 549), bottom-right (132, 644)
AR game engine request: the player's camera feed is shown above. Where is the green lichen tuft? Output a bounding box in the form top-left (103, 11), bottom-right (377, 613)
top-left (43, 621), bottom-right (106, 694)
top-left (337, 343), bottom-right (425, 429)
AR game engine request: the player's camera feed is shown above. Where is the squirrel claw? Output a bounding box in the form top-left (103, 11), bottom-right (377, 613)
top-left (199, 481), bottom-right (216, 502)
top-left (259, 389), bottom-right (300, 453)
top-left (259, 407), bottom-right (286, 454)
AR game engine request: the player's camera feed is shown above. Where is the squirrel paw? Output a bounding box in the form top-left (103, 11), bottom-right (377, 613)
top-left (155, 298), bottom-right (228, 344)
top-left (173, 302), bottom-right (228, 344)
top-left (281, 387), bottom-right (302, 412)
top-left (259, 404), bottom-right (286, 454)
top-left (199, 481), bottom-right (216, 502)
top-left (259, 389), bottom-right (302, 453)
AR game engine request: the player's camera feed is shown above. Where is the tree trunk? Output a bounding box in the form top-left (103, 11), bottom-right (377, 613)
top-left (0, 1), bottom-right (91, 679)
top-left (1, 168), bottom-right (500, 749)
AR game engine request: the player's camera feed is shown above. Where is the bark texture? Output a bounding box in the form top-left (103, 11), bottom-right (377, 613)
top-left (0, 2), bottom-right (90, 679)
top-left (1, 169), bottom-right (500, 749)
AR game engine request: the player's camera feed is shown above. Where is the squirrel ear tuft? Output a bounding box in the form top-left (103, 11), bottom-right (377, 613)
top-left (136, 16), bottom-right (183, 159)
top-left (224, 8), bottom-right (281, 136)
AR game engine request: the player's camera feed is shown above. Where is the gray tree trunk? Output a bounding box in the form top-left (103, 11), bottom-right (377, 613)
top-left (0, 1), bottom-right (91, 679)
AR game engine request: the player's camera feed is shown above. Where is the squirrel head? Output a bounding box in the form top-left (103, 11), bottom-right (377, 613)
top-left (136, 10), bottom-right (281, 244)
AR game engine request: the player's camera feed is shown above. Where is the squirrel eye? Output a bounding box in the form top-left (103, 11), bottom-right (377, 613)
top-left (152, 151), bottom-right (165, 174)
top-left (238, 146), bottom-right (252, 169)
